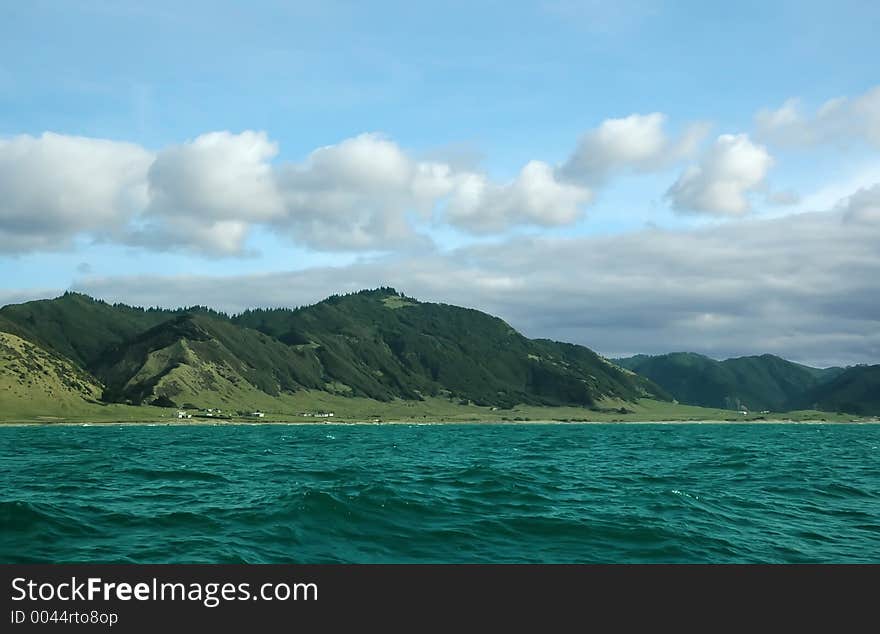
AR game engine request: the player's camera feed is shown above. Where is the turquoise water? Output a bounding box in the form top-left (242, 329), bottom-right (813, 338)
top-left (1, 423), bottom-right (878, 563)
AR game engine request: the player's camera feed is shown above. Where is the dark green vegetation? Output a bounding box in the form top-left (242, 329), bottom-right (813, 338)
top-left (0, 292), bottom-right (176, 368)
top-left (615, 352), bottom-right (878, 414)
top-left (231, 288), bottom-right (665, 407)
top-left (793, 365), bottom-right (880, 415)
top-left (1, 289), bottom-right (665, 419)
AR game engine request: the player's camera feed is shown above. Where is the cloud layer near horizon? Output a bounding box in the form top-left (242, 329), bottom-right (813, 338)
top-left (42, 192), bottom-right (878, 369)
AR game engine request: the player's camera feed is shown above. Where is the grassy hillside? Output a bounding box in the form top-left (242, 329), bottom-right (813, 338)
top-left (0, 331), bottom-right (102, 415)
top-left (92, 313), bottom-right (326, 407)
top-left (615, 352), bottom-right (841, 412)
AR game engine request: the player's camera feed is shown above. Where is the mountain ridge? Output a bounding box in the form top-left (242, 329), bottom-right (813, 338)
top-left (1, 289), bottom-right (876, 417)
top-left (614, 351), bottom-right (855, 412)
top-left (0, 288), bottom-right (665, 413)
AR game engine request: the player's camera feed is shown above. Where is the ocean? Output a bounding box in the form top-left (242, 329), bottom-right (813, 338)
top-left (1, 423), bottom-right (878, 563)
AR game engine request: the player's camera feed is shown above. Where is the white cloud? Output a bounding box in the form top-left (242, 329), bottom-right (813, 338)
top-left (0, 114), bottom-right (779, 256)
top-left (147, 131), bottom-right (283, 222)
top-left (0, 132), bottom-right (152, 251)
top-left (446, 161), bottom-right (592, 233)
top-left (128, 217), bottom-right (253, 257)
top-left (559, 113), bottom-right (709, 185)
top-left (666, 134), bottom-right (773, 215)
top-left (756, 86), bottom-right (880, 148)
top-left (129, 131), bottom-right (284, 255)
top-left (273, 133), bottom-right (450, 250)
top-left (0, 129), bottom-right (602, 254)
top-left (274, 135), bottom-right (592, 245)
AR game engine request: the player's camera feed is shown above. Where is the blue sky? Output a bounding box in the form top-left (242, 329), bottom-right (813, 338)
top-left (1, 1), bottom-right (879, 365)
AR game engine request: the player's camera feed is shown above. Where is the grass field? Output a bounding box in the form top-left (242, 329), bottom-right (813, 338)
top-left (0, 388), bottom-right (870, 424)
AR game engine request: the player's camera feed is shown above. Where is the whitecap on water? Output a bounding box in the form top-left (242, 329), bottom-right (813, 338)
top-left (671, 489), bottom-right (700, 500)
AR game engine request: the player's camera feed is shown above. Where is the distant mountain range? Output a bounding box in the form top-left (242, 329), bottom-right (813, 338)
top-left (1, 289), bottom-right (876, 418)
top-left (614, 352), bottom-right (878, 415)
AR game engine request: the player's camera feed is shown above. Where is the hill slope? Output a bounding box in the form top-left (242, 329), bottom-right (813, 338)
top-left (614, 352), bottom-right (841, 412)
top-left (0, 292), bottom-right (176, 368)
top-left (92, 313), bottom-right (326, 407)
top-left (18, 288), bottom-right (664, 410)
top-left (0, 330), bottom-right (102, 415)
top-left (231, 288), bottom-right (667, 408)
top-left (793, 365), bottom-right (880, 415)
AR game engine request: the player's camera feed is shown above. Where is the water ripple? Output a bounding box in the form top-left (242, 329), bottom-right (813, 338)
top-left (1, 423), bottom-right (878, 563)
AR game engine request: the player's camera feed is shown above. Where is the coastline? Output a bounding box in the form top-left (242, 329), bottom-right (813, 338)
top-left (1, 418), bottom-right (876, 427)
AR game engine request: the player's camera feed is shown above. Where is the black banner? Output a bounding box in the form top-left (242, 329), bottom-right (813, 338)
top-left (2, 565), bottom-right (876, 631)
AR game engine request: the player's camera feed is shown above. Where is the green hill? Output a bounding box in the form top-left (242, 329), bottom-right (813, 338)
top-left (231, 288), bottom-right (665, 408)
top-left (614, 352), bottom-right (844, 412)
top-left (1, 288), bottom-right (665, 413)
top-left (793, 365), bottom-right (880, 415)
top-left (0, 292), bottom-right (176, 368)
top-left (92, 313), bottom-right (326, 407)
top-left (0, 330), bottom-right (103, 415)
top-left (2, 288), bottom-right (873, 419)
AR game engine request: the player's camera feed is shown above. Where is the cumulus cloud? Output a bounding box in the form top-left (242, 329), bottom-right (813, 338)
top-left (666, 134), bottom-right (773, 215)
top-left (127, 131), bottom-right (284, 255)
top-left (147, 131), bottom-right (283, 222)
top-left (559, 113), bottom-right (709, 185)
top-left (0, 132), bottom-right (152, 252)
top-left (74, 187), bottom-right (880, 367)
top-left (273, 134), bottom-right (592, 244)
top-left (446, 161), bottom-right (592, 233)
top-left (755, 85), bottom-right (880, 148)
top-left (0, 129), bottom-right (599, 254)
top-left (274, 133), bottom-right (452, 250)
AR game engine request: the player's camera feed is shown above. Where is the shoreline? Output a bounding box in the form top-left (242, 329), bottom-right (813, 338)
top-left (1, 418), bottom-right (876, 427)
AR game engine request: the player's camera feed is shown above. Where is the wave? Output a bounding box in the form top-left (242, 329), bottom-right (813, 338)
top-left (2, 423), bottom-right (879, 563)
top-left (122, 467), bottom-right (231, 483)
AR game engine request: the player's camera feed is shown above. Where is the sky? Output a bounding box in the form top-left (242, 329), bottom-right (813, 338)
top-left (1, 0), bottom-right (879, 367)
